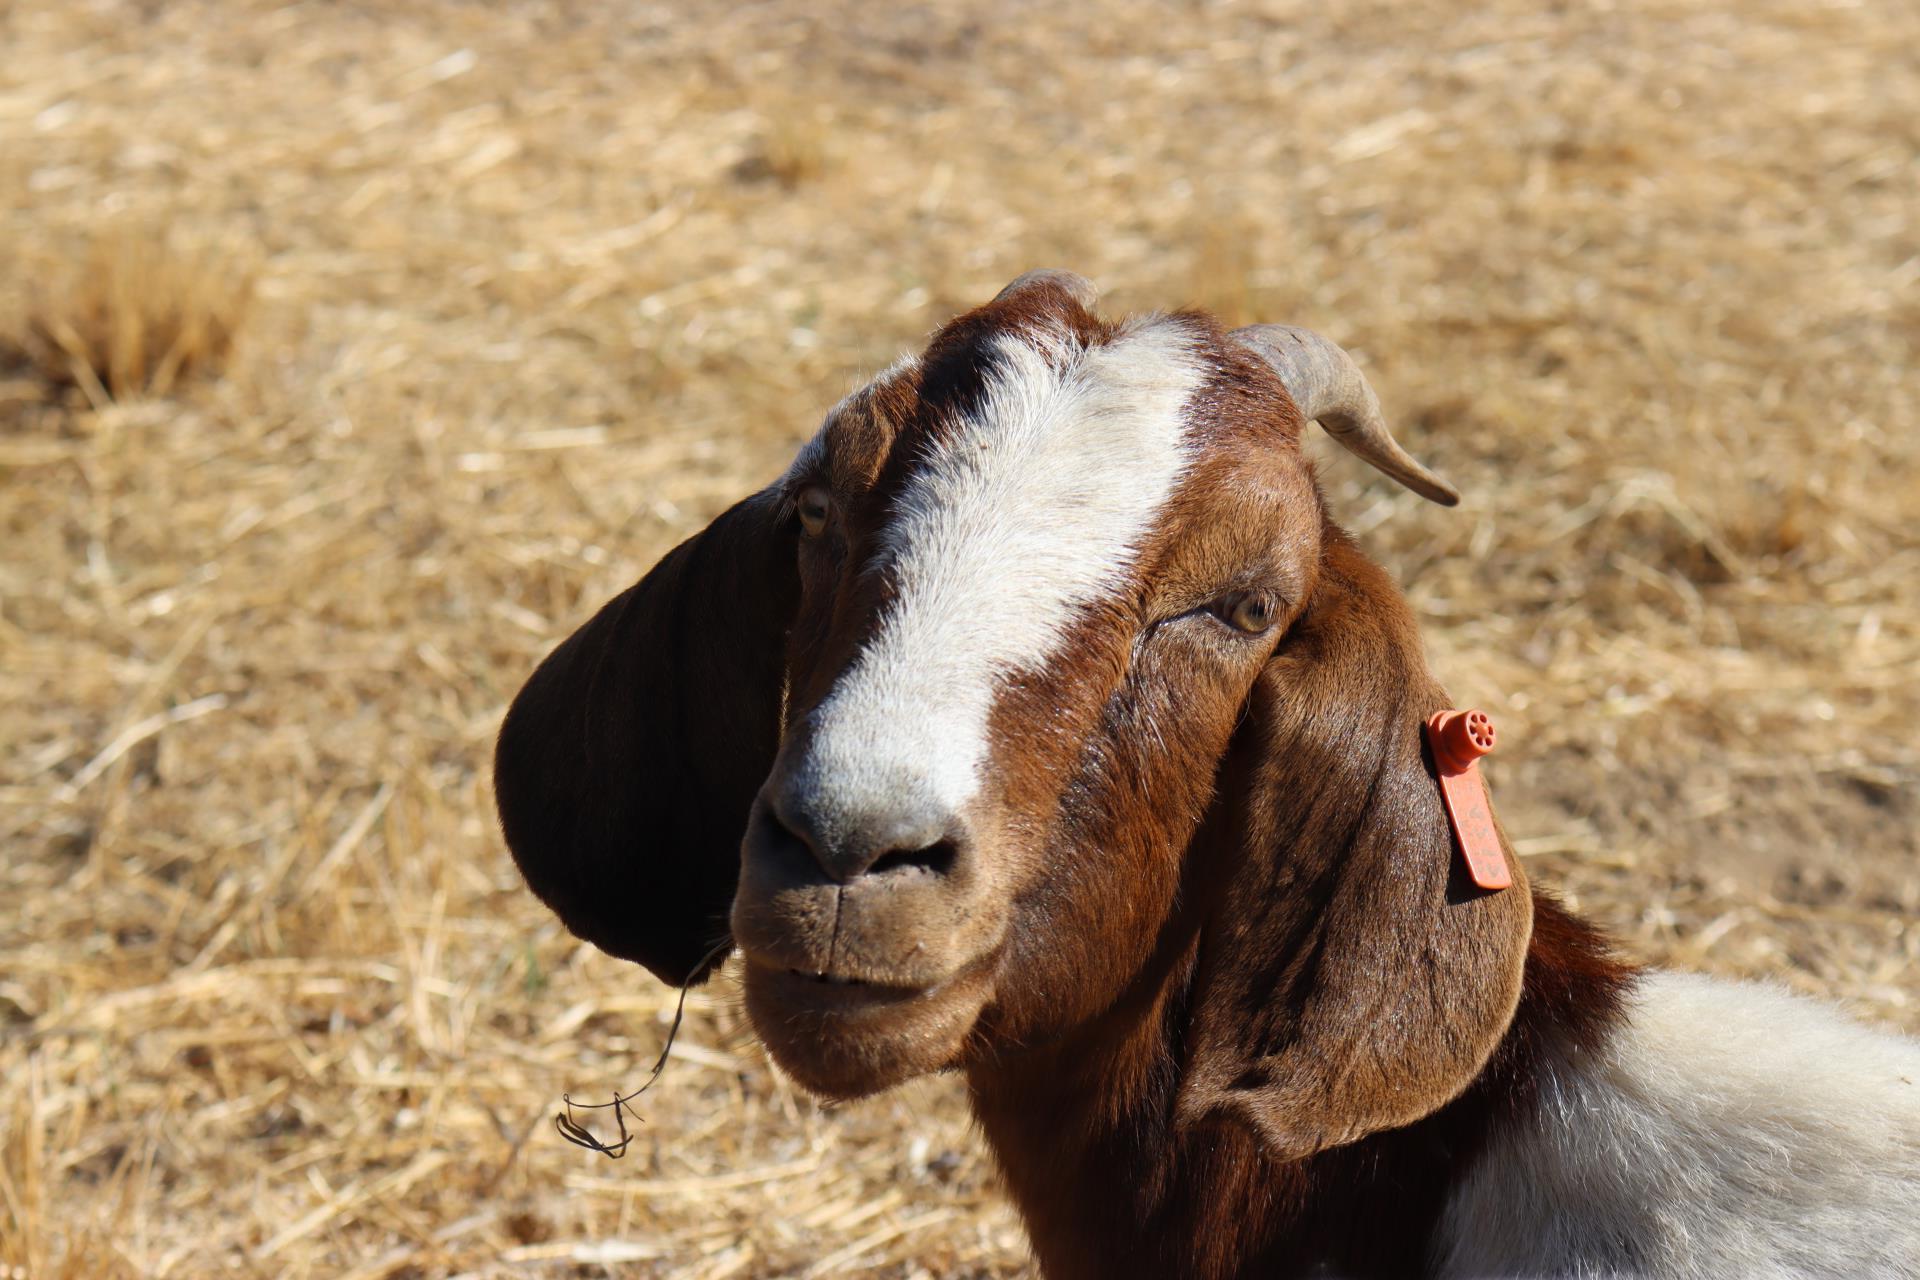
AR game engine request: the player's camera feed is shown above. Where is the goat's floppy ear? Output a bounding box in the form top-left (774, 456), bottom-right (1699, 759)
top-left (494, 488), bottom-right (798, 987)
top-left (1176, 535), bottom-right (1532, 1160)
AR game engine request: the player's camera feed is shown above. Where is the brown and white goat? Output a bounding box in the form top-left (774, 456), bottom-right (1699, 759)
top-left (495, 271), bottom-right (1920, 1279)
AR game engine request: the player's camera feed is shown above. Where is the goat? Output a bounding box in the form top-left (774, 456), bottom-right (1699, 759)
top-left (494, 270), bottom-right (1920, 1279)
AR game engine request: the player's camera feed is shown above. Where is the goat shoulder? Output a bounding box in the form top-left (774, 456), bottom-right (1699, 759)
top-left (1438, 970), bottom-right (1920, 1278)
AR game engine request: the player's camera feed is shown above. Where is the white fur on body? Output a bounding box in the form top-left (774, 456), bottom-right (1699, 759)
top-left (1437, 971), bottom-right (1920, 1279)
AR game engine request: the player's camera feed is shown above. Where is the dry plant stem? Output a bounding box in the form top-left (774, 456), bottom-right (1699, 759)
top-left (552, 938), bottom-right (731, 1159)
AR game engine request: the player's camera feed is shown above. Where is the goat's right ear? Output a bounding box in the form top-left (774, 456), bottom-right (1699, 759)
top-left (494, 488), bottom-right (798, 987)
top-left (1176, 535), bottom-right (1532, 1160)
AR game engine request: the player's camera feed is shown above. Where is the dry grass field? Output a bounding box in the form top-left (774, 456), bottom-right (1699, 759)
top-left (2, 0), bottom-right (1916, 1275)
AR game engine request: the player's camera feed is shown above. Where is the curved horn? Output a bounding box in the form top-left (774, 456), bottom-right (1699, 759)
top-left (1230, 325), bottom-right (1459, 507)
top-left (994, 268), bottom-right (1099, 310)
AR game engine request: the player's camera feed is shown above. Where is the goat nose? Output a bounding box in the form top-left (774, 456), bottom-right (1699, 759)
top-left (759, 792), bottom-right (963, 886)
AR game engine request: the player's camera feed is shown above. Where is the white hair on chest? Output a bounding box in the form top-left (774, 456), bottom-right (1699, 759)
top-left (1436, 971), bottom-right (1920, 1279)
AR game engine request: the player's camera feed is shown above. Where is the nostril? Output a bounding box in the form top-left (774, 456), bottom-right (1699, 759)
top-left (864, 837), bottom-right (959, 880)
top-left (755, 787), bottom-right (965, 884)
top-left (756, 808), bottom-right (825, 877)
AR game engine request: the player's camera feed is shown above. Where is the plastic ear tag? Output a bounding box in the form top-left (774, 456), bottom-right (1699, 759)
top-left (1425, 709), bottom-right (1511, 891)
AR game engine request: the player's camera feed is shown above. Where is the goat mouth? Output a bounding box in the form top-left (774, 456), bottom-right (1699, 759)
top-left (748, 947), bottom-right (1000, 1022)
top-left (789, 967), bottom-right (867, 987)
top-left (743, 952), bottom-right (998, 1099)
top-left (754, 963), bottom-right (947, 1016)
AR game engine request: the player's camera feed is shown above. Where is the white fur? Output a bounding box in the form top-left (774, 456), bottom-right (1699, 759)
top-left (1436, 971), bottom-right (1920, 1279)
top-left (792, 316), bottom-right (1204, 846)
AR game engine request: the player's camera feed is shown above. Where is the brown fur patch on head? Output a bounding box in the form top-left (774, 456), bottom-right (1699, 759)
top-left (898, 274), bottom-right (1119, 458)
top-left (969, 318), bottom-right (1335, 1044)
top-left (1172, 533), bottom-right (1533, 1159)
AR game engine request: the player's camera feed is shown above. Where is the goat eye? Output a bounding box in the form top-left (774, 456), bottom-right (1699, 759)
top-left (796, 486), bottom-right (832, 537)
top-left (1221, 593), bottom-right (1276, 635)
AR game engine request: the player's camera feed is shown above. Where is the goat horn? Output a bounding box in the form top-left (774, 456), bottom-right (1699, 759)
top-left (994, 269), bottom-right (1099, 309)
top-left (1229, 325), bottom-right (1459, 507)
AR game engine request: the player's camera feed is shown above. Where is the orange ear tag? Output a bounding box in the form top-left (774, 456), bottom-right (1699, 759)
top-left (1425, 709), bottom-right (1511, 891)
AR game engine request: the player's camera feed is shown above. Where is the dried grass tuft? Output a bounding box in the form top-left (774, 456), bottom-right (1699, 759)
top-left (734, 110), bottom-right (834, 190)
top-left (18, 226), bottom-right (254, 405)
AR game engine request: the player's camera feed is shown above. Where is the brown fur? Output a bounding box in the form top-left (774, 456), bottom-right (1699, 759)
top-left (973, 895), bottom-right (1632, 1280)
top-left (495, 274), bottom-right (1637, 1277)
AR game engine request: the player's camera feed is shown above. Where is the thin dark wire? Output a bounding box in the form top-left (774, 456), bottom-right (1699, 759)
top-left (553, 937), bottom-right (731, 1159)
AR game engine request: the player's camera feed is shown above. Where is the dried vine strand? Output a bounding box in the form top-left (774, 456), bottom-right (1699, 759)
top-left (553, 937), bottom-right (731, 1159)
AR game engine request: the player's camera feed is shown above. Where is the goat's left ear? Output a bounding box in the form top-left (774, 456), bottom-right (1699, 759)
top-left (493, 487), bottom-right (799, 987)
top-left (1175, 535), bottom-right (1532, 1161)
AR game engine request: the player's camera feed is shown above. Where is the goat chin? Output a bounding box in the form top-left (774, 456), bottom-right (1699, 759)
top-left (740, 955), bottom-right (997, 1101)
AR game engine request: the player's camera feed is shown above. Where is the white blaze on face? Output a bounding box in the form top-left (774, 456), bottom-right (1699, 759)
top-left (792, 316), bottom-right (1206, 846)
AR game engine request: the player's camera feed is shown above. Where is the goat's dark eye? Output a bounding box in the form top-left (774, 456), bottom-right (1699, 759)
top-left (1220, 593), bottom-right (1277, 635)
top-left (796, 485), bottom-right (831, 537)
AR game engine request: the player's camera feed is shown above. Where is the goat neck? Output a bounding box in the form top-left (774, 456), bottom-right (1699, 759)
top-left (967, 895), bottom-right (1633, 1280)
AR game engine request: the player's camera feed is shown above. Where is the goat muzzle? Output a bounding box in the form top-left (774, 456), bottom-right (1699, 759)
top-left (729, 775), bottom-right (1010, 1097)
